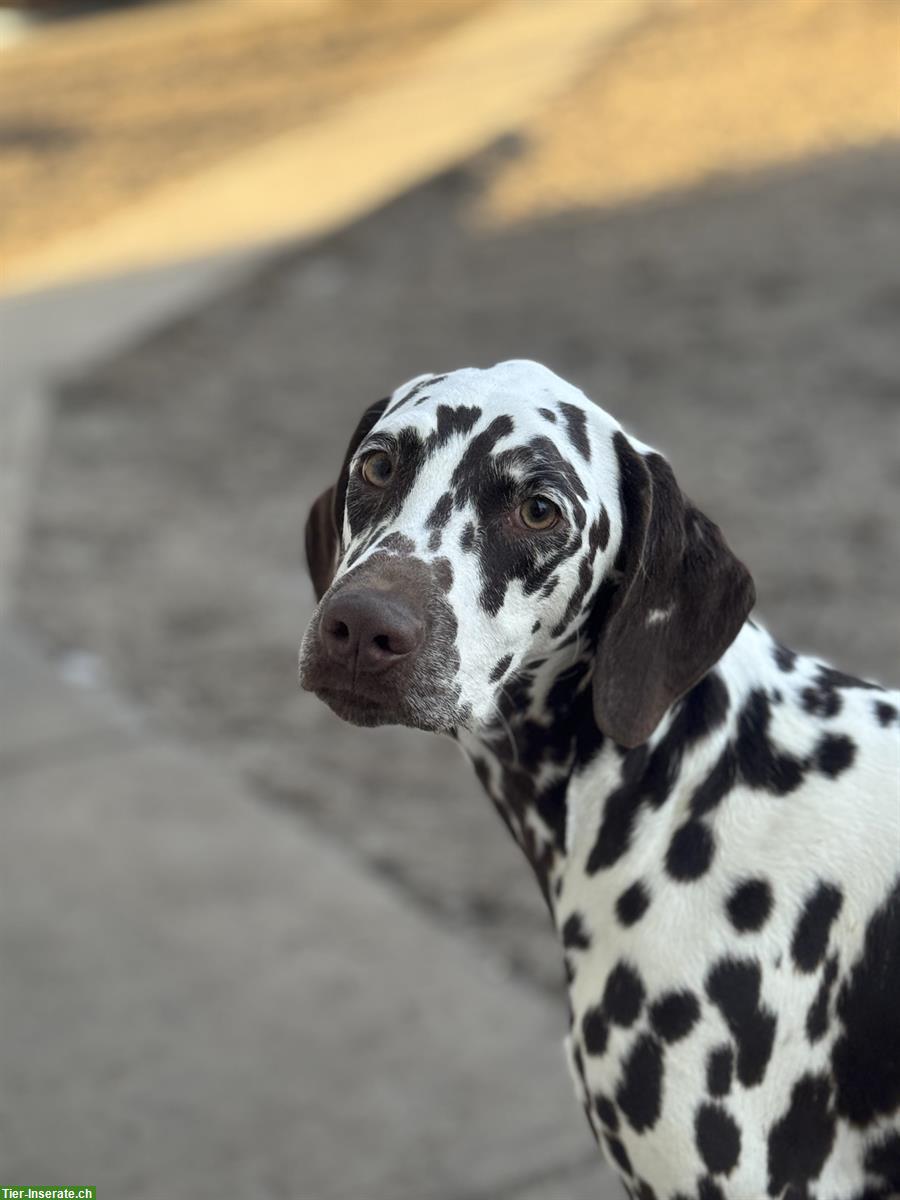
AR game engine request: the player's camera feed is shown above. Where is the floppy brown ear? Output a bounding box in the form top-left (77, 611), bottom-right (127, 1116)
top-left (592, 432), bottom-right (755, 748)
top-left (305, 485), bottom-right (339, 602)
top-left (303, 397), bottom-right (390, 601)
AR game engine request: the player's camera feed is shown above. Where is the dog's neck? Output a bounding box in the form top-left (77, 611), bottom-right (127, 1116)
top-left (456, 627), bottom-right (616, 911)
top-left (456, 640), bottom-right (597, 908)
top-left (456, 620), bottom-right (789, 918)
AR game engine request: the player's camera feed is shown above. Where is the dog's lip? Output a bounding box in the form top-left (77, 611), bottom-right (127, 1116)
top-left (314, 676), bottom-right (391, 700)
top-left (306, 676), bottom-right (459, 733)
top-left (314, 680), bottom-right (398, 711)
top-left (322, 686), bottom-right (383, 705)
top-left (312, 682), bottom-right (411, 729)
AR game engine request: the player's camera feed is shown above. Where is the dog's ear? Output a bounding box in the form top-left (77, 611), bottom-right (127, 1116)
top-left (305, 485), bottom-right (340, 602)
top-left (304, 396), bottom-right (390, 601)
top-left (592, 432), bottom-right (755, 748)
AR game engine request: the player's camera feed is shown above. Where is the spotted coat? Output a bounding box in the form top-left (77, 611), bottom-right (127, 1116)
top-left (301, 361), bottom-right (900, 1200)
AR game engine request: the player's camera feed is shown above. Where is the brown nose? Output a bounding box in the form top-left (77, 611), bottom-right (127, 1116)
top-left (319, 588), bottom-right (425, 674)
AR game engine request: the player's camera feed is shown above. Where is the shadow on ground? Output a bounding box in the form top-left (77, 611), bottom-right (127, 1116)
top-left (17, 138), bottom-right (900, 992)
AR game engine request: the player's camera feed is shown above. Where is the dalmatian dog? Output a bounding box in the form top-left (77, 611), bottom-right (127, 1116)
top-left (299, 360), bottom-right (900, 1199)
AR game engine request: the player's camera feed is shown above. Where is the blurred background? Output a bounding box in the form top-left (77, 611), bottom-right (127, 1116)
top-left (1, 0), bottom-right (898, 1196)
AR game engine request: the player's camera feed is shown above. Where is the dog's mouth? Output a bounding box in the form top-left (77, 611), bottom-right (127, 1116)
top-left (308, 679), bottom-right (460, 733)
top-left (312, 682), bottom-right (401, 728)
top-left (300, 650), bottom-right (462, 733)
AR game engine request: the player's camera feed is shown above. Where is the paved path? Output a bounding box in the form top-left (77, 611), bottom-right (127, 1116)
top-left (0, 630), bottom-right (612, 1198)
top-left (0, 251), bottom-right (260, 618)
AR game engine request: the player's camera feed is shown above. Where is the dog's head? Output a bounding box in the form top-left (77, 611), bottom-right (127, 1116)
top-left (299, 361), bottom-right (754, 747)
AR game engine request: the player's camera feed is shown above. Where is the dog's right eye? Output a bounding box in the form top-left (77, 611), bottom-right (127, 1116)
top-left (518, 495), bottom-right (560, 531)
top-left (361, 450), bottom-right (395, 488)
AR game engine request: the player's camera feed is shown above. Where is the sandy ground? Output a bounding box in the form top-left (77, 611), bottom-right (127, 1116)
top-left (484, 0), bottom-right (900, 220)
top-left (3, 0), bottom-right (898, 290)
top-left (0, 0), bottom-right (652, 292)
top-left (0, 0), bottom-right (494, 269)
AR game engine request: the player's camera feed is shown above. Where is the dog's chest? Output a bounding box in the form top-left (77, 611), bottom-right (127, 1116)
top-left (556, 866), bottom-right (852, 1196)
top-left (554, 773), bottom-right (900, 1196)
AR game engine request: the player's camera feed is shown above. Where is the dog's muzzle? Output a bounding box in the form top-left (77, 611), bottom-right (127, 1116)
top-left (299, 552), bottom-right (463, 731)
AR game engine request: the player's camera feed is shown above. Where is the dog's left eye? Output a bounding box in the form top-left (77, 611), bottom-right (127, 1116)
top-left (361, 450), bottom-right (394, 488)
top-left (518, 495), bottom-right (560, 531)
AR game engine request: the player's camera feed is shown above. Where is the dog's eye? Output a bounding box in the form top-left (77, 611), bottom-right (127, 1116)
top-left (361, 450), bottom-right (394, 488)
top-left (518, 495), bottom-right (560, 531)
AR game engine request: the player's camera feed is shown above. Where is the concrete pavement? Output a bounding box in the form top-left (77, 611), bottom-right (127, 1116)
top-left (0, 630), bottom-right (613, 1198)
top-left (0, 248), bottom-right (268, 620)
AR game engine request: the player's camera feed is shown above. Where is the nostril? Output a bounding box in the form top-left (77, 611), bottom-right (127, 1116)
top-left (371, 621), bottom-right (423, 658)
top-left (321, 589), bottom-right (424, 670)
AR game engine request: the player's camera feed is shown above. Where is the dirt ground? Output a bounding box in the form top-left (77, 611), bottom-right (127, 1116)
top-left (18, 122), bottom-right (900, 990)
top-left (3, 0), bottom-right (898, 282)
top-left (0, 0), bottom-right (495, 269)
top-left (483, 0), bottom-right (900, 221)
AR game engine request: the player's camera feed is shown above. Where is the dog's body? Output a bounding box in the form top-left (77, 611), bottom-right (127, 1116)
top-left (300, 361), bottom-right (900, 1199)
